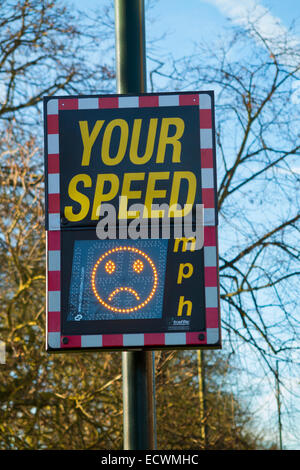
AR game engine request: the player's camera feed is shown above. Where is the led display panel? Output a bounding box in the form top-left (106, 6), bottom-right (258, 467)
top-left (59, 229), bottom-right (208, 340)
top-left (68, 239), bottom-right (168, 322)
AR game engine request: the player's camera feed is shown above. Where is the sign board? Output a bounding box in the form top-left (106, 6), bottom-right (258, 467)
top-left (44, 92), bottom-right (221, 351)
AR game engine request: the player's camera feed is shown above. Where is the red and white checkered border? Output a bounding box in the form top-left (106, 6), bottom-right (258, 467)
top-left (46, 93), bottom-right (220, 350)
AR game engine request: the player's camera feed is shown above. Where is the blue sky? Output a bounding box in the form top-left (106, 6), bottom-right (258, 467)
top-left (149, 0), bottom-right (300, 58)
top-left (70, 0), bottom-right (300, 450)
top-left (72, 0), bottom-right (300, 62)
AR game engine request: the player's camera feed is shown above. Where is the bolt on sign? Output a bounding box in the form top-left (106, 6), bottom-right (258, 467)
top-left (44, 92), bottom-right (221, 352)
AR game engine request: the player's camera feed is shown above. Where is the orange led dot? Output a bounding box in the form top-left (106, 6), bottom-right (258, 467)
top-left (133, 259), bottom-right (144, 273)
top-left (105, 260), bottom-right (116, 274)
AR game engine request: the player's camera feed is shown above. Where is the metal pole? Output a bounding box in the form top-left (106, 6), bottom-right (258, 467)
top-left (114, 0), bottom-right (156, 450)
top-left (122, 350), bottom-right (156, 450)
top-left (115, 0), bottom-right (146, 94)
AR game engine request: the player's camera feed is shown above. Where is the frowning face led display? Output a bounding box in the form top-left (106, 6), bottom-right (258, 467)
top-left (67, 239), bottom-right (168, 322)
top-left (91, 246), bottom-right (158, 313)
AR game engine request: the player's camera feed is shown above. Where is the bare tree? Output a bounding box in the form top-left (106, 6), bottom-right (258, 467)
top-left (153, 16), bottom-right (300, 445)
top-left (0, 0), bottom-right (115, 125)
top-left (0, 1), bottom-right (299, 448)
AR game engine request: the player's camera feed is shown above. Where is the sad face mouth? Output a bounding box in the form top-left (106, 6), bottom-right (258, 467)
top-left (91, 246), bottom-right (158, 313)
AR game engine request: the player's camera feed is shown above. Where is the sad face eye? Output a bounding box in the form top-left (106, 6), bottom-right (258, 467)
top-left (133, 259), bottom-right (144, 273)
top-left (105, 260), bottom-right (116, 274)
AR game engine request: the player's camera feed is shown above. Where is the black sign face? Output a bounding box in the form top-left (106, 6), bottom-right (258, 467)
top-left (44, 92), bottom-right (221, 352)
